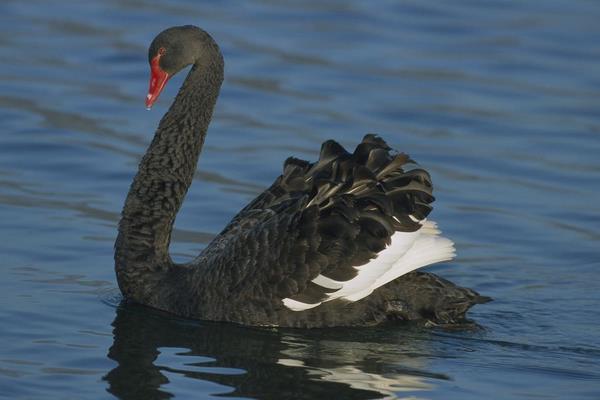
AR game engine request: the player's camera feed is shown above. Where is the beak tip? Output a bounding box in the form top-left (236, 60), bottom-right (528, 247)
top-left (145, 94), bottom-right (154, 110)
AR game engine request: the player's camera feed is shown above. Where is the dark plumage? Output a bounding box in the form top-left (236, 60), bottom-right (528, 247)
top-left (114, 25), bottom-right (489, 328)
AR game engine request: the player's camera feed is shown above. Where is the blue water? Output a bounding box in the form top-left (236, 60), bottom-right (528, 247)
top-left (1, 0), bottom-right (600, 398)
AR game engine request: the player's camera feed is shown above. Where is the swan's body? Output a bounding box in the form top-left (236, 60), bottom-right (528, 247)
top-left (114, 26), bottom-right (488, 328)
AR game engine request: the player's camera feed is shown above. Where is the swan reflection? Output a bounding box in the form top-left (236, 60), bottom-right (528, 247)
top-left (105, 303), bottom-right (444, 399)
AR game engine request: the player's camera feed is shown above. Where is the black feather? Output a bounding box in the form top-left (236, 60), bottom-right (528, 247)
top-left (362, 133), bottom-right (391, 150)
top-left (320, 140), bottom-right (349, 161)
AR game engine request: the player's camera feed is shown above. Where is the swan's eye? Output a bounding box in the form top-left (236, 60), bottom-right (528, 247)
top-left (158, 47), bottom-right (167, 56)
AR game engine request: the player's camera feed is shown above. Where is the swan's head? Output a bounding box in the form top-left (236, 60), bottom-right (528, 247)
top-left (145, 25), bottom-right (220, 109)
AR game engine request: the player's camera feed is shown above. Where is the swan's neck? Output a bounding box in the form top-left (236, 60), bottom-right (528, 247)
top-left (115, 55), bottom-right (223, 302)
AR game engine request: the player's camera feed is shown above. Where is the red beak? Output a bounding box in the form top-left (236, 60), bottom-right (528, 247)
top-left (145, 54), bottom-right (170, 109)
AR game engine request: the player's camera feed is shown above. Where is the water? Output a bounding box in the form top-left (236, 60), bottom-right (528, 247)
top-left (1, 0), bottom-right (599, 398)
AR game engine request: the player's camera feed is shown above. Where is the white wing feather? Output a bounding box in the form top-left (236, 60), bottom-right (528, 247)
top-left (282, 219), bottom-right (455, 311)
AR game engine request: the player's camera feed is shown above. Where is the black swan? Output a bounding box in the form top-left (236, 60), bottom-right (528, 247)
top-left (114, 25), bottom-right (489, 328)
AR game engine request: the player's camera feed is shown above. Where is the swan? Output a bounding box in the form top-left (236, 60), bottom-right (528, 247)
top-left (114, 25), bottom-right (489, 328)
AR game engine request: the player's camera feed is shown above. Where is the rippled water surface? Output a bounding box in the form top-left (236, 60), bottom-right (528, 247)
top-left (1, 1), bottom-right (600, 399)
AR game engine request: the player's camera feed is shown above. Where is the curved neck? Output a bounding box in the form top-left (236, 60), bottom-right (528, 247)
top-left (115, 53), bottom-right (224, 302)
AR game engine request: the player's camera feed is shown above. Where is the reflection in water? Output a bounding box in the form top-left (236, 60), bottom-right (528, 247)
top-left (105, 303), bottom-right (443, 399)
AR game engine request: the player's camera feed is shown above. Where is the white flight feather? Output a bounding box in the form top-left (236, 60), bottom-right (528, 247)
top-left (311, 274), bottom-right (344, 289)
top-left (282, 219), bottom-right (455, 311)
top-left (321, 230), bottom-right (421, 301)
top-left (343, 232), bottom-right (455, 302)
top-left (282, 298), bottom-right (321, 311)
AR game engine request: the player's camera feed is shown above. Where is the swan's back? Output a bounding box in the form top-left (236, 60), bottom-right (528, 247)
top-left (182, 134), bottom-right (473, 327)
